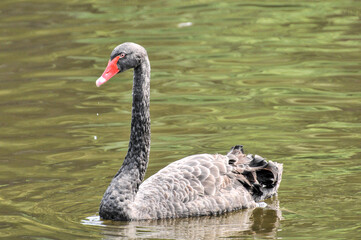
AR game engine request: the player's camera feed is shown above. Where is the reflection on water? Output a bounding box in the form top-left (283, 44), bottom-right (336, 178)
top-left (83, 198), bottom-right (282, 239)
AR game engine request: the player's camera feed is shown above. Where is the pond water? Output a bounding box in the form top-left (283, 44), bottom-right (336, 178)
top-left (0, 0), bottom-right (360, 239)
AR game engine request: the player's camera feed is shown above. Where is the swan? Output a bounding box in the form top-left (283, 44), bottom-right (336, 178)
top-left (95, 42), bottom-right (283, 221)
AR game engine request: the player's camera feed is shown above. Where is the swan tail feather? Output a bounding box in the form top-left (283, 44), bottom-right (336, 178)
top-left (227, 145), bottom-right (283, 202)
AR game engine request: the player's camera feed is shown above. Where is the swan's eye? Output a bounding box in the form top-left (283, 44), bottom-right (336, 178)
top-left (120, 53), bottom-right (126, 58)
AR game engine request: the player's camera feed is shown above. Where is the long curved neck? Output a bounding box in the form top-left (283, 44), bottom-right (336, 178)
top-left (122, 56), bottom-right (151, 183)
top-left (99, 57), bottom-right (150, 220)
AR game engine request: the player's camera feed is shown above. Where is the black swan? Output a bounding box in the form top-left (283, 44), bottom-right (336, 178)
top-left (96, 42), bottom-right (283, 220)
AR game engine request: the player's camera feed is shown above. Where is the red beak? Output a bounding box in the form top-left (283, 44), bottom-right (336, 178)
top-left (96, 56), bottom-right (121, 87)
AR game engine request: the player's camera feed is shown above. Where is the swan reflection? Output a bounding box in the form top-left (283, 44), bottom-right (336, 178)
top-left (83, 197), bottom-right (282, 239)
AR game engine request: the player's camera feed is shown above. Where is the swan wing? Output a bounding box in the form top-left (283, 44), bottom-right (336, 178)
top-left (132, 146), bottom-right (282, 219)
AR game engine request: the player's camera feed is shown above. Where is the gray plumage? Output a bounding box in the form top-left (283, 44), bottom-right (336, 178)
top-left (97, 42), bottom-right (283, 221)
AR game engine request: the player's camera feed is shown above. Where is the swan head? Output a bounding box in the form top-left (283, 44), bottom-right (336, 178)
top-left (96, 42), bottom-right (148, 87)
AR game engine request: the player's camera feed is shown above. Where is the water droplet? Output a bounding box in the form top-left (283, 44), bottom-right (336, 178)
top-left (178, 22), bottom-right (193, 28)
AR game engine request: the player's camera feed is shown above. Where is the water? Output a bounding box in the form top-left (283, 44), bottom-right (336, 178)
top-left (0, 0), bottom-right (360, 239)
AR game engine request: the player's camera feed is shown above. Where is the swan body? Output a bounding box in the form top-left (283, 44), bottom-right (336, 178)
top-left (96, 42), bottom-right (283, 221)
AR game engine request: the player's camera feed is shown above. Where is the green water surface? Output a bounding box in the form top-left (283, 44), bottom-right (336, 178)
top-left (0, 0), bottom-right (360, 239)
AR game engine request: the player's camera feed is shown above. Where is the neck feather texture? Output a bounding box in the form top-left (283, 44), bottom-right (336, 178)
top-left (122, 56), bottom-right (151, 183)
top-left (99, 57), bottom-right (151, 220)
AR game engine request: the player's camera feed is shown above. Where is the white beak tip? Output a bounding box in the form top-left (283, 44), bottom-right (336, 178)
top-left (96, 76), bottom-right (107, 87)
